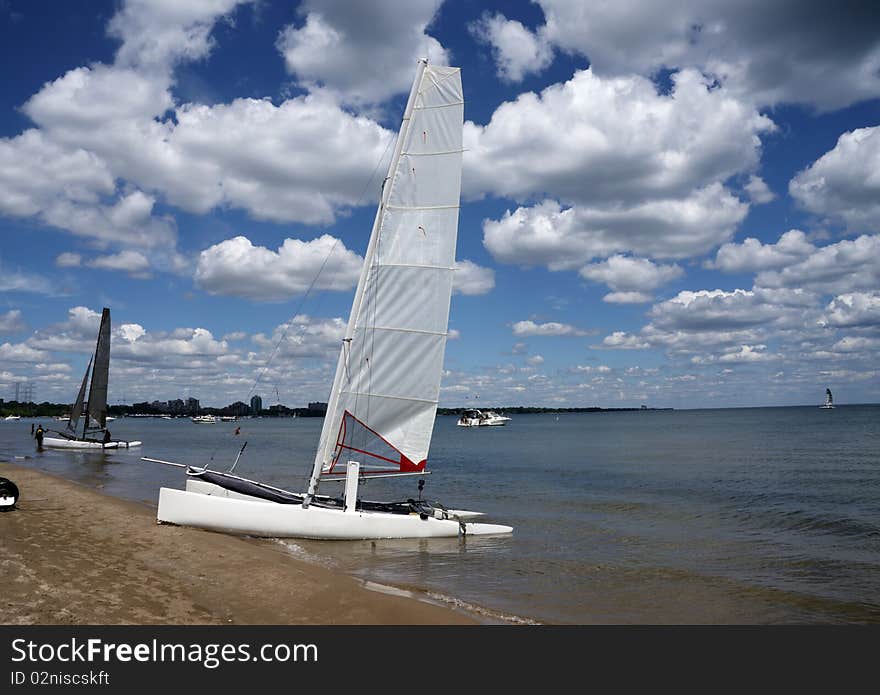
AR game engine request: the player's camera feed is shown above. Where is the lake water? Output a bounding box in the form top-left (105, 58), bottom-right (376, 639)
top-left (2, 406), bottom-right (879, 624)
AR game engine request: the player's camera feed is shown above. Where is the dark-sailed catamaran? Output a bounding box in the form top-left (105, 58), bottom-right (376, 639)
top-left (43, 308), bottom-right (141, 449)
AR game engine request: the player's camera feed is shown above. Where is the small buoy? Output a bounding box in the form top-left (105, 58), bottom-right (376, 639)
top-left (0, 477), bottom-right (20, 511)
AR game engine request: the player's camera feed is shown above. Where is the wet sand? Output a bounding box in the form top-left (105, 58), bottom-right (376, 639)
top-left (0, 462), bottom-right (475, 625)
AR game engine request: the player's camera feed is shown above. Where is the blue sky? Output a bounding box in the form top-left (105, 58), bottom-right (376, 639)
top-left (1, 0), bottom-right (879, 409)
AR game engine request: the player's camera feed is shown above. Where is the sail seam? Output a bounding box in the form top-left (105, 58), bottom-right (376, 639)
top-left (401, 149), bottom-right (464, 156)
top-left (340, 390), bottom-right (438, 405)
top-left (412, 102), bottom-right (464, 110)
top-left (385, 204), bottom-right (460, 210)
top-left (374, 262), bottom-right (455, 270)
top-left (353, 325), bottom-right (448, 337)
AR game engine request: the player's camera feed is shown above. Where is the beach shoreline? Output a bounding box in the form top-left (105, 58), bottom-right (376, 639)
top-left (0, 461), bottom-right (480, 625)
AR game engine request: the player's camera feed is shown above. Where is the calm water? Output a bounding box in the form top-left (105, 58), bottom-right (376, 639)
top-left (2, 406), bottom-right (879, 624)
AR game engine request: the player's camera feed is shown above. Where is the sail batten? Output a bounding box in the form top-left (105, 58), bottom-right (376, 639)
top-left (308, 62), bottom-right (462, 495)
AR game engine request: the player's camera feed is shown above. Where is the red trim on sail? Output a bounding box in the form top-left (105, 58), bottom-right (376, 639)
top-left (326, 409), bottom-right (427, 476)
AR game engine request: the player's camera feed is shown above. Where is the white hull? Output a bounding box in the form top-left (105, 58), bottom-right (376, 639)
top-left (157, 480), bottom-right (512, 540)
top-left (42, 436), bottom-right (142, 449)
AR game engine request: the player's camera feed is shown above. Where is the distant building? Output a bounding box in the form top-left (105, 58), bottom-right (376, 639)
top-left (307, 401), bottom-right (328, 415)
top-left (250, 394), bottom-right (262, 416)
top-left (229, 401), bottom-right (250, 416)
top-left (186, 397), bottom-right (200, 415)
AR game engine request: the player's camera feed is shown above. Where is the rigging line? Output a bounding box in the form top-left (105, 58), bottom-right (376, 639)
top-left (243, 128), bottom-right (397, 405)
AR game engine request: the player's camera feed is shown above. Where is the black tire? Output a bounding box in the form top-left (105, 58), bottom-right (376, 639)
top-left (0, 476), bottom-right (20, 511)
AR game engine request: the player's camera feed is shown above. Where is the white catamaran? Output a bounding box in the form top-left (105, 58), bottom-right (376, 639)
top-left (43, 308), bottom-right (142, 450)
top-left (153, 62), bottom-right (512, 539)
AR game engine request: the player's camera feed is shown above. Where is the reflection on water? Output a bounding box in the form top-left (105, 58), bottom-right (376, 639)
top-left (3, 406), bottom-right (880, 624)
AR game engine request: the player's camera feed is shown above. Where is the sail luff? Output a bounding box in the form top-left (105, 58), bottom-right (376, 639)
top-left (86, 308), bottom-right (111, 430)
top-left (67, 357), bottom-right (92, 436)
top-left (307, 60), bottom-right (428, 498)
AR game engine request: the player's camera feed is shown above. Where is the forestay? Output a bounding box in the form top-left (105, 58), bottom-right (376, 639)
top-left (310, 63), bottom-right (463, 491)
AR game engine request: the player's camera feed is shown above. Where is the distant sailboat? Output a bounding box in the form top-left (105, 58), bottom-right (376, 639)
top-left (152, 61), bottom-right (511, 539)
top-left (820, 388), bottom-right (835, 409)
top-left (43, 308), bottom-right (141, 449)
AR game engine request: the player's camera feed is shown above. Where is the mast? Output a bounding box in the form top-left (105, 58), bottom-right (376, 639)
top-left (86, 308), bottom-right (111, 431)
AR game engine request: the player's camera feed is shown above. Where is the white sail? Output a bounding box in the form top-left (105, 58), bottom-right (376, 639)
top-left (309, 62), bottom-right (463, 493)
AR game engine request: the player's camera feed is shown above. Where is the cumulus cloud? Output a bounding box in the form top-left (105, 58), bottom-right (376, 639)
top-left (483, 185), bottom-right (748, 268)
top-left (710, 229), bottom-right (814, 273)
top-left (86, 250), bottom-right (152, 278)
top-left (0, 341), bottom-right (47, 362)
top-left (744, 175), bottom-right (775, 204)
top-left (511, 320), bottom-right (589, 337)
top-left (464, 68), bottom-right (773, 205)
top-left (517, 0), bottom-right (880, 110)
top-left (113, 325), bottom-right (229, 362)
top-left (252, 314), bottom-right (346, 359)
top-left (195, 235), bottom-right (363, 301)
top-left (276, 0), bottom-right (448, 106)
top-left (469, 12), bottom-right (553, 82)
top-left (822, 293), bottom-right (880, 328)
top-left (579, 255), bottom-right (683, 303)
top-left (0, 310), bottom-right (27, 335)
top-left (756, 234), bottom-right (880, 295)
top-left (789, 126), bottom-right (880, 231)
top-left (453, 259), bottom-right (495, 295)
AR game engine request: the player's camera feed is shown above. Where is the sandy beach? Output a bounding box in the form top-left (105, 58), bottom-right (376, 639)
top-left (0, 461), bottom-right (475, 625)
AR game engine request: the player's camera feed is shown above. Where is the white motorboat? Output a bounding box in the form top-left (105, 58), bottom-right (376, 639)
top-left (457, 409), bottom-right (511, 427)
top-left (154, 61), bottom-right (511, 540)
top-left (191, 415), bottom-right (219, 424)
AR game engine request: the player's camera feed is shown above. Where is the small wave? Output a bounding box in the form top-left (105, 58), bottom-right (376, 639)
top-left (272, 538), bottom-right (337, 568)
top-left (423, 591), bottom-right (541, 625)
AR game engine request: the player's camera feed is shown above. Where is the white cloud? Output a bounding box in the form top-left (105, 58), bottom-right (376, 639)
top-left (195, 235), bottom-right (363, 301)
top-left (711, 229), bottom-right (814, 273)
top-left (453, 259), bottom-right (495, 295)
top-left (526, 354), bottom-right (545, 365)
top-left (0, 341), bottom-right (46, 362)
top-left (276, 0), bottom-right (448, 106)
top-left (465, 68), bottom-right (773, 205)
top-left (0, 261), bottom-right (56, 295)
top-left (87, 250), bottom-right (152, 278)
top-left (483, 185), bottom-right (747, 268)
top-left (789, 126), bottom-right (880, 232)
top-left (744, 175), bottom-right (775, 204)
top-left (822, 293), bottom-right (880, 328)
top-left (579, 255), bottom-right (683, 303)
top-left (113, 325), bottom-right (229, 362)
top-left (469, 13), bottom-right (553, 82)
top-left (0, 310), bottom-right (26, 335)
top-left (252, 314), bottom-right (346, 359)
top-left (511, 320), bottom-right (589, 337)
top-left (525, 0), bottom-right (880, 110)
top-left (756, 234), bottom-right (880, 295)
top-left (108, 0), bottom-right (248, 71)
top-left (55, 252), bottom-right (82, 268)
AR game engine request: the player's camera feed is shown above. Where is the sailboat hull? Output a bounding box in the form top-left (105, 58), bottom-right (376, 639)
top-left (157, 484), bottom-right (512, 540)
top-left (42, 437), bottom-right (142, 449)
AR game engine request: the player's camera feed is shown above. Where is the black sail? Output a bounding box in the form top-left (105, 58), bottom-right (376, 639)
top-left (86, 308), bottom-right (111, 430)
top-left (67, 357), bottom-right (92, 437)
